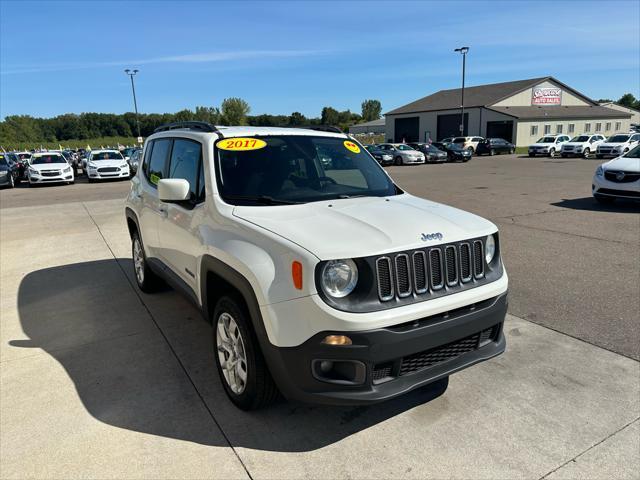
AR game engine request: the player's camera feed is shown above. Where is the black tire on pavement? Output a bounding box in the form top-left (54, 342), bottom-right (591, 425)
top-left (213, 296), bottom-right (280, 410)
top-left (395, 156), bottom-right (403, 166)
top-left (549, 148), bottom-right (556, 158)
top-left (583, 148), bottom-right (591, 158)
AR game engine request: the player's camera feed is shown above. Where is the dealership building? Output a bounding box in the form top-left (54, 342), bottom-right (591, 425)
top-left (384, 76), bottom-right (635, 147)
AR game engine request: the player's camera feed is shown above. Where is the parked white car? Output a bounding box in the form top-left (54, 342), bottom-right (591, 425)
top-left (86, 150), bottom-right (130, 182)
top-left (528, 135), bottom-right (571, 157)
top-left (592, 146), bottom-right (640, 203)
top-left (452, 136), bottom-right (485, 154)
top-left (377, 143), bottom-right (426, 165)
top-left (28, 152), bottom-right (74, 186)
top-left (124, 122), bottom-right (508, 410)
top-left (561, 134), bottom-right (607, 158)
top-left (596, 133), bottom-right (640, 159)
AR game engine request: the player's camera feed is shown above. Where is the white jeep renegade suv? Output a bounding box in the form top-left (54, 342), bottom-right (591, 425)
top-left (125, 122), bottom-right (508, 410)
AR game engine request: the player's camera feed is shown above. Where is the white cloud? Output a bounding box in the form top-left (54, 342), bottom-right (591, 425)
top-left (1, 49), bottom-right (327, 75)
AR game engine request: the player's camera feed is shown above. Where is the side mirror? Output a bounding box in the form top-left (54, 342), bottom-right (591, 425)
top-left (158, 178), bottom-right (190, 202)
top-left (125, 156), bottom-right (130, 161)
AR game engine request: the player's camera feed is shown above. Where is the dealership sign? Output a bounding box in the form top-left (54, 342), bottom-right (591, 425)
top-left (532, 86), bottom-right (562, 105)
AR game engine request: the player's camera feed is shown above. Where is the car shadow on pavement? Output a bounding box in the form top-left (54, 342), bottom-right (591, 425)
top-left (13, 259), bottom-right (448, 452)
top-left (552, 197), bottom-right (640, 213)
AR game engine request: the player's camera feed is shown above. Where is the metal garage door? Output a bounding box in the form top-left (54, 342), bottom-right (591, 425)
top-left (437, 113), bottom-right (468, 140)
top-left (486, 121), bottom-right (514, 142)
top-left (394, 117), bottom-right (419, 142)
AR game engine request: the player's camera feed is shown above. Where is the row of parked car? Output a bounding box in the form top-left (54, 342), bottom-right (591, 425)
top-left (364, 137), bottom-right (515, 166)
top-left (0, 147), bottom-right (142, 189)
top-left (528, 132), bottom-right (640, 158)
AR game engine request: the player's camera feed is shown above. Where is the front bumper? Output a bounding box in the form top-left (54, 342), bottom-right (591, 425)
top-left (262, 292), bottom-right (508, 405)
top-left (592, 174), bottom-right (640, 199)
top-left (29, 173), bottom-right (73, 183)
top-left (426, 155), bottom-right (448, 163)
top-left (403, 156), bottom-right (425, 164)
top-left (88, 167), bottom-right (130, 179)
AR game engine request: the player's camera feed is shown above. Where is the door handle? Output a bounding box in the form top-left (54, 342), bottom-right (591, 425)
top-left (158, 206), bottom-right (168, 217)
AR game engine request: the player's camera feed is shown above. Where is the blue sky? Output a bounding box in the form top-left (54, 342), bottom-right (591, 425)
top-left (1, 0), bottom-right (639, 119)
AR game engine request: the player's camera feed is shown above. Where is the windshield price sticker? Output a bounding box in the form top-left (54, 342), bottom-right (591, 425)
top-left (217, 138), bottom-right (267, 151)
top-left (344, 140), bottom-right (361, 154)
top-left (150, 174), bottom-right (160, 185)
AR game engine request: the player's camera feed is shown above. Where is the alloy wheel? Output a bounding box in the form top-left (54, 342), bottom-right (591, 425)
top-left (133, 238), bottom-right (145, 284)
top-left (216, 312), bottom-right (248, 394)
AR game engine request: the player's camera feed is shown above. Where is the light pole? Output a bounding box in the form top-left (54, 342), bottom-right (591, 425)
top-left (454, 47), bottom-right (469, 136)
top-left (124, 69), bottom-right (141, 141)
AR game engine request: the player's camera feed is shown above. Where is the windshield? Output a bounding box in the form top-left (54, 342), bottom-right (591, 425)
top-left (396, 145), bottom-right (414, 151)
top-left (32, 154), bottom-right (66, 165)
top-left (606, 135), bottom-right (630, 143)
top-left (215, 136), bottom-right (397, 205)
top-left (0, 155), bottom-right (8, 167)
top-left (571, 136), bottom-right (590, 142)
top-left (91, 151), bottom-right (124, 160)
top-left (537, 137), bottom-right (556, 143)
top-left (624, 145), bottom-right (640, 158)
top-left (448, 144), bottom-right (464, 151)
top-left (17, 153), bottom-right (31, 160)
top-left (453, 138), bottom-right (465, 143)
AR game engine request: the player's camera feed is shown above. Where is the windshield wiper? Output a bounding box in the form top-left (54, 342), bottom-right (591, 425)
top-left (224, 194), bottom-right (301, 205)
top-left (337, 194), bottom-right (367, 199)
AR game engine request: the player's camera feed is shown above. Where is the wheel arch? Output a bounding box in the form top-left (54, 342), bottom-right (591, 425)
top-left (125, 207), bottom-right (139, 239)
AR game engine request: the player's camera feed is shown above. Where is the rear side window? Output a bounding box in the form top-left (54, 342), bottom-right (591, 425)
top-left (168, 139), bottom-right (203, 203)
top-left (146, 139), bottom-right (172, 187)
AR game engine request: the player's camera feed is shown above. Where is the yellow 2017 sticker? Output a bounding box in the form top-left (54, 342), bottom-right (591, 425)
top-left (344, 140), bottom-right (360, 154)
top-left (150, 173), bottom-right (160, 185)
top-left (217, 137), bottom-right (267, 151)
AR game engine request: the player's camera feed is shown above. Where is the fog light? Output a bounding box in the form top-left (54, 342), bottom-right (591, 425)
top-left (319, 360), bottom-right (333, 373)
top-left (322, 335), bottom-right (352, 346)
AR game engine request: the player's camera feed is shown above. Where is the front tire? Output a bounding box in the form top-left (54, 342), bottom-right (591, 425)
top-left (7, 175), bottom-right (15, 189)
top-left (213, 296), bottom-right (279, 410)
top-left (549, 148), bottom-right (556, 158)
top-left (131, 231), bottom-right (163, 293)
top-left (395, 156), bottom-right (403, 166)
top-left (509, 148), bottom-right (515, 154)
top-left (583, 148), bottom-right (591, 158)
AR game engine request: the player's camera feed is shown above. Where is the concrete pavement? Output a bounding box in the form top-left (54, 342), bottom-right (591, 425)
top-left (1, 193), bottom-right (638, 478)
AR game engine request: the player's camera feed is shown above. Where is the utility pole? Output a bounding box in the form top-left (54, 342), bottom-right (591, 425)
top-left (124, 69), bottom-right (141, 141)
top-left (454, 47), bottom-right (469, 136)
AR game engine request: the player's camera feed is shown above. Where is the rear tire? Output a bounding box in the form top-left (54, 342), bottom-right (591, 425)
top-left (213, 296), bottom-right (279, 410)
top-left (131, 231), bottom-right (163, 293)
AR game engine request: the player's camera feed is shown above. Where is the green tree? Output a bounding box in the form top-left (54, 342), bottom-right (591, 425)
top-left (321, 106), bottom-right (339, 125)
top-left (288, 112), bottom-right (306, 125)
top-left (221, 97), bottom-right (250, 125)
top-left (617, 93), bottom-right (640, 110)
top-left (361, 99), bottom-right (382, 121)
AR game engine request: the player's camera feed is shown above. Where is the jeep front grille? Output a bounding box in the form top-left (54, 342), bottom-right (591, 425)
top-left (375, 238), bottom-right (488, 302)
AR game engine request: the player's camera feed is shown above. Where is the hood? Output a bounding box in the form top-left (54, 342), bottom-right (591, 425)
top-left (530, 142), bottom-right (555, 148)
top-left (88, 159), bottom-right (127, 168)
top-left (603, 156), bottom-right (640, 173)
top-left (29, 162), bottom-right (69, 171)
top-left (600, 141), bottom-right (630, 147)
top-left (232, 194), bottom-right (496, 260)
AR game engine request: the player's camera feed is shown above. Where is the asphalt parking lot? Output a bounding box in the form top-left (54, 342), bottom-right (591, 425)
top-left (1, 154), bottom-right (638, 479)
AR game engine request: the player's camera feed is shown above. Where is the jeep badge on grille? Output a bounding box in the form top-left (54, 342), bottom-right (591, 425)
top-left (421, 232), bottom-right (443, 242)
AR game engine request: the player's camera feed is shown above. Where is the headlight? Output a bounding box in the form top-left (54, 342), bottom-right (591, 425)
top-left (88, 163), bottom-right (97, 169)
top-left (63, 167), bottom-right (71, 173)
top-left (29, 168), bottom-right (38, 175)
top-left (596, 165), bottom-right (604, 177)
top-left (321, 259), bottom-right (358, 298)
top-left (0, 171), bottom-right (7, 176)
top-left (485, 235), bottom-right (496, 264)
top-left (120, 163), bottom-right (128, 168)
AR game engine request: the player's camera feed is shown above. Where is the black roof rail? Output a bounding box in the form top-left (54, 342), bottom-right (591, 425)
top-left (289, 125), bottom-right (344, 134)
top-left (154, 121), bottom-right (223, 135)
